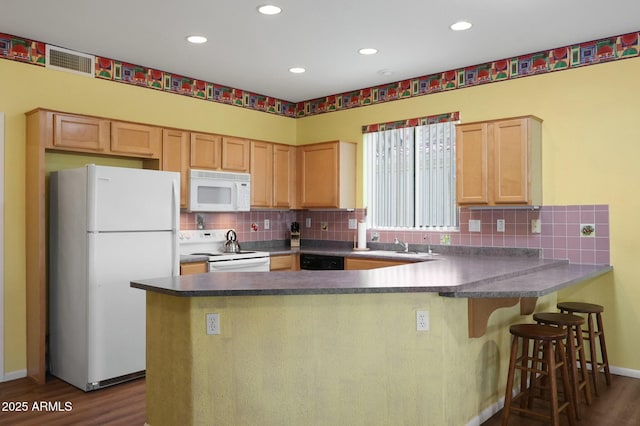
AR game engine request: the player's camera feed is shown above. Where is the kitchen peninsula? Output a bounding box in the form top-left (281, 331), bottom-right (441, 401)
top-left (131, 253), bottom-right (611, 426)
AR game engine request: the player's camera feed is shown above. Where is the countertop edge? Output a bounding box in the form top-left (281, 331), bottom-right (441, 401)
top-left (439, 264), bottom-right (613, 298)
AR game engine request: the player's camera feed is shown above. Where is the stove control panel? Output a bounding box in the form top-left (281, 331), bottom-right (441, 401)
top-left (178, 229), bottom-right (231, 243)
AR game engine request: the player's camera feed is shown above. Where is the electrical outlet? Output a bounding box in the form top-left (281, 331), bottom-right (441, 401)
top-left (416, 310), bottom-right (429, 331)
top-left (206, 313), bottom-right (220, 335)
top-left (348, 218), bottom-right (357, 229)
top-left (469, 219), bottom-right (481, 232)
top-left (531, 219), bottom-right (541, 234)
top-left (497, 219), bottom-right (505, 232)
top-left (305, 218), bottom-right (311, 228)
top-left (264, 219), bottom-right (270, 230)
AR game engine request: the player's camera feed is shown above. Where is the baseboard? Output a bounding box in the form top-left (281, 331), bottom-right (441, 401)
top-left (464, 397), bottom-right (505, 426)
top-left (611, 366), bottom-right (640, 379)
top-left (1, 369), bottom-right (27, 382)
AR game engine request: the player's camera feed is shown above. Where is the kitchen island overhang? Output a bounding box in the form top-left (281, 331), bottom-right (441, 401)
top-left (131, 254), bottom-right (612, 426)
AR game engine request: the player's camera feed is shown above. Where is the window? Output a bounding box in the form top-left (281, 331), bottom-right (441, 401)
top-left (364, 121), bottom-right (458, 229)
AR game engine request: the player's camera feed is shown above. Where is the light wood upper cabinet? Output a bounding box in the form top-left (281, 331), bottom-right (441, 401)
top-left (162, 129), bottom-right (189, 208)
top-left (250, 141), bottom-right (295, 208)
top-left (221, 136), bottom-right (250, 172)
top-left (111, 121), bottom-right (162, 158)
top-left (250, 140), bottom-right (273, 207)
top-left (47, 111), bottom-right (162, 159)
top-left (456, 116), bottom-right (542, 206)
top-left (50, 113), bottom-right (110, 152)
top-left (273, 144), bottom-right (295, 208)
top-left (190, 132), bottom-right (221, 170)
top-left (298, 141), bottom-right (356, 209)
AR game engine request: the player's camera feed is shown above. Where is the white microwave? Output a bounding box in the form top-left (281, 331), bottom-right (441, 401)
top-left (188, 169), bottom-right (251, 212)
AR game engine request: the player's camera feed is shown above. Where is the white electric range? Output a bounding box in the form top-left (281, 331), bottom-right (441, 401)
top-left (178, 229), bottom-right (271, 272)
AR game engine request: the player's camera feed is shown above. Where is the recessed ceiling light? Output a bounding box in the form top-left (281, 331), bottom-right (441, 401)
top-left (358, 48), bottom-right (378, 55)
top-left (186, 35), bottom-right (207, 44)
top-left (289, 67), bottom-right (306, 74)
top-left (258, 4), bottom-right (282, 15)
top-left (450, 21), bottom-right (472, 31)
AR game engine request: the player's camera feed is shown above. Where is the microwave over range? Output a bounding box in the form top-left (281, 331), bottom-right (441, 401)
top-left (189, 169), bottom-right (251, 212)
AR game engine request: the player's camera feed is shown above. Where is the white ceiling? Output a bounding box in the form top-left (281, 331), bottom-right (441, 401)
top-left (1, 0), bottom-right (638, 103)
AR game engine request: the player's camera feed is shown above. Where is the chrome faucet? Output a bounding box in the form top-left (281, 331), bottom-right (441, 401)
top-left (394, 237), bottom-right (409, 252)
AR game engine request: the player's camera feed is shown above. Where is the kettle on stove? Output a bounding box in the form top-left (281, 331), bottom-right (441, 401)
top-left (224, 229), bottom-right (241, 253)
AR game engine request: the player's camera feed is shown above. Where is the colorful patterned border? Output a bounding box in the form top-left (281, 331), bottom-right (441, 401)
top-left (1, 31), bottom-right (638, 119)
top-left (361, 112), bottom-right (459, 133)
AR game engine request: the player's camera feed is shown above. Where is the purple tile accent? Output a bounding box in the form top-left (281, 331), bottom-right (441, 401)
top-left (568, 249), bottom-right (581, 263)
top-left (567, 236), bottom-right (581, 250)
top-left (595, 251), bottom-right (610, 265)
top-left (554, 236), bottom-right (567, 249)
top-left (553, 223), bottom-right (567, 237)
top-left (187, 204), bottom-right (608, 266)
top-left (580, 209), bottom-right (595, 223)
top-left (580, 237), bottom-right (595, 250)
top-left (581, 251), bottom-right (596, 264)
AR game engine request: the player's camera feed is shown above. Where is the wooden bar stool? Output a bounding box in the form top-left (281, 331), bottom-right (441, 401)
top-left (533, 312), bottom-right (592, 419)
top-left (557, 302), bottom-right (612, 396)
top-left (502, 324), bottom-right (576, 426)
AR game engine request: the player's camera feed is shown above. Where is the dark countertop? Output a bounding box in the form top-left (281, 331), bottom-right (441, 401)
top-left (135, 250), bottom-right (612, 298)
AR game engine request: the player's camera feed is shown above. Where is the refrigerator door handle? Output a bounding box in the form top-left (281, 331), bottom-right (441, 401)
top-left (171, 178), bottom-right (180, 276)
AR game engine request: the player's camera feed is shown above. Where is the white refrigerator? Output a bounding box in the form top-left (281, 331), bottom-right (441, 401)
top-left (49, 164), bottom-right (180, 391)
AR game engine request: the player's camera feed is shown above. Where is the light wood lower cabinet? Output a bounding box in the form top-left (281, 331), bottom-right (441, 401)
top-left (345, 257), bottom-right (412, 270)
top-left (270, 254), bottom-right (300, 271)
top-left (180, 261), bottom-right (209, 275)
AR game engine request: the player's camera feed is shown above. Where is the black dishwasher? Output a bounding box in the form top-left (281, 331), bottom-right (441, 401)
top-left (300, 253), bottom-right (344, 270)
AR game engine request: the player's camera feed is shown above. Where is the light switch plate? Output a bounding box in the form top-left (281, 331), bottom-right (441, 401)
top-left (469, 219), bottom-right (481, 233)
top-left (348, 219), bottom-right (357, 229)
top-left (496, 219), bottom-right (505, 232)
top-left (531, 219), bottom-right (541, 234)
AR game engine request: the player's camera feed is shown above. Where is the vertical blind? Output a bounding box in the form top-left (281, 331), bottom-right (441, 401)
top-left (364, 121), bottom-right (457, 228)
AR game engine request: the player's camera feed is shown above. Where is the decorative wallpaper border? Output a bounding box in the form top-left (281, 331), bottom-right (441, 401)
top-left (361, 111), bottom-right (459, 133)
top-left (1, 30), bottom-right (638, 119)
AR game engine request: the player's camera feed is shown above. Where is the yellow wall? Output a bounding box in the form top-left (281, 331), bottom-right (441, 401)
top-left (296, 58), bottom-right (640, 371)
top-left (146, 290), bottom-right (557, 425)
top-left (0, 59), bottom-right (296, 374)
top-left (3, 54), bottom-right (640, 378)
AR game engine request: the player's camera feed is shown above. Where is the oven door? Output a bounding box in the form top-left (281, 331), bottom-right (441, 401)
top-left (208, 257), bottom-right (270, 272)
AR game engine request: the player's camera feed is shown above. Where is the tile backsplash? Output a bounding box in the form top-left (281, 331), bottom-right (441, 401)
top-left (180, 204), bottom-right (610, 265)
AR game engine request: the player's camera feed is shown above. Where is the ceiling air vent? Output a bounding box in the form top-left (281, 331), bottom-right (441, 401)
top-left (46, 45), bottom-right (95, 77)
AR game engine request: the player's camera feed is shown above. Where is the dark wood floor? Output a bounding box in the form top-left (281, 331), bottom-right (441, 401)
top-left (0, 375), bottom-right (145, 425)
top-left (1, 373), bottom-right (639, 425)
top-left (482, 373), bottom-right (640, 426)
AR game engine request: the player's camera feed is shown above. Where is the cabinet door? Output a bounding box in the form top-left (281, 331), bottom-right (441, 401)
top-left (456, 123), bottom-right (489, 205)
top-left (222, 136), bottom-right (250, 172)
top-left (493, 118), bottom-right (529, 204)
top-left (190, 132), bottom-right (221, 170)
top-left (180, 262), bottom-right (208, 275)
top-left (111, 121), bottom-right (162, 158)
top-left (51, 113), bottom-right (110, 152)
top-left (250, 141), bottom-right (273, 207)
top-left (300, 142), bottom-right (339, 208)
top-left (162, 129), bottom-right (189, 208)
top-left (345, 257), bottom-right (410, 270)
top-left (273, 144), bottom-right (294, 208)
